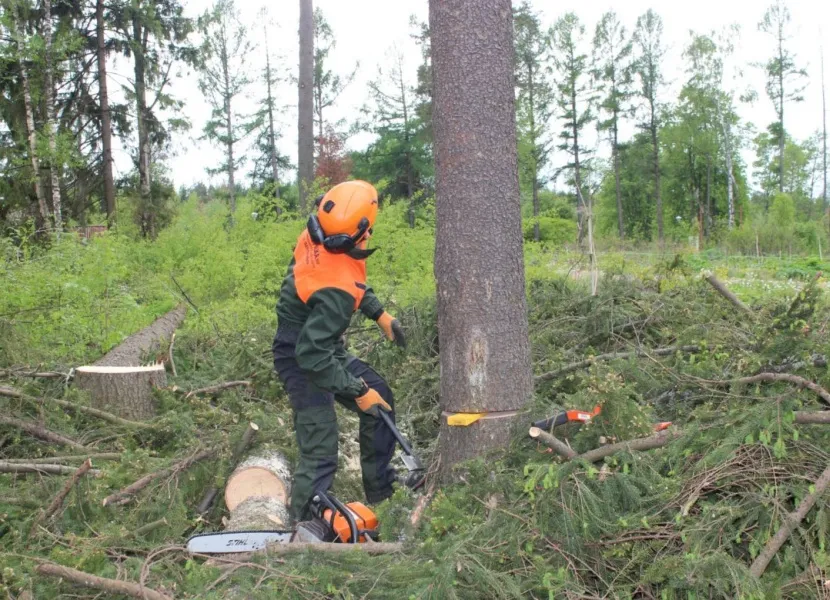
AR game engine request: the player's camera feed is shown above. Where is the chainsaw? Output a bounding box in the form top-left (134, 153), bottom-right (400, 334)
top-left (186, 489), bottom-right (377, 554)
top-left (186, 412), bottom-right (424, 554)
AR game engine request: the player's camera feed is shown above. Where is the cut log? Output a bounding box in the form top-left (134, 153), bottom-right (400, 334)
top-left (74, 365), bottom-right (165, 421)
top-left (225, 451), bottom-right (291, 513)
top-left (528, 426), bottom-right (577, 460)
top-left (226, 496), bottom-right (291, 531)
top-left (94, 305), bottom-right (186, 367)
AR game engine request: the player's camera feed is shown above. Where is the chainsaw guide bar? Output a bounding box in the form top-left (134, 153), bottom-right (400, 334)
top-left (186, 529), bottom-right (293, 554)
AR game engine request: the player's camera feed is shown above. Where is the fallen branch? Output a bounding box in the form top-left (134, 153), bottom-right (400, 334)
top-left (0, 415), bottom-right (86, 450)
top-left (577, 430), bottom-right (682, 464)
top-left (2, 453), bottom-right (121, 465)
top-left (0, 385), bottom-right (151, 428)
top-left (750, 462), bottom-right (830, 578)
top-left (794, 411), bottom-right (830, 425)
top-left (36, 563), bottom-right (172, 600)
top-left (528, 427), bottom-right (577, 459)
top-left (410, 482), bottom-right (436, 529)
top-left (0, 461), bottom-right (101, 476)
top-left (30, 459), bottom-right (93, 536)
top-left (704, 274), bottom-right (753, 315)
top-left (0, 368), bottom-right (66, 380)
top-left (185, 381), bottom-right (252, 399)
top-left (197, 422), bottom-right (259, 515)
top-left (133, 518), bottom-right (169, 538)
top-left (102, 448), bottom-right (216, 507)
top-left (535, 345), bottom-right (701, 383)
top-left (702, 373), bottom-right (830, 407)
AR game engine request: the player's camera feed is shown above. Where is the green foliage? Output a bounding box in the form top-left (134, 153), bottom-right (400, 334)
top-left (523, 216), bottom-right (577, 246)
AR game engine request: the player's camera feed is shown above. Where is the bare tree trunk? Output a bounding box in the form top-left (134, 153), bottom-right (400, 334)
top-left (723, 114), bottom-right (736, 229)
top-left (650, 97), bottom-right (663, 243)
top-left (573, 85), bottom-right (585, 247)
top-left (431, 0), bottom-right (533, 478)
top-left (822, 47), bottom-right (827, 221)
top-left (221, 38), bottom-right (236, 217)
top-left (298, 0), bottom-right (314, 213)
top-left (614, 119), bottom-right (624, 239)
top-left (97, 0), bottom-right (116, 226)
top-left (528, 61), bottom-right (540, 242)
top-left (132, 18), bottom-right (152, 235)
top-left (13, 13), bottom-right (49, 226)
top-left (778, 23), bottom-right (786, 194)
top-left (706, 153), bottom-right (712, 236)
top-left (42, 0), bottom-right (62, 230)
top-left (264, 32), bottom-right (280, 198)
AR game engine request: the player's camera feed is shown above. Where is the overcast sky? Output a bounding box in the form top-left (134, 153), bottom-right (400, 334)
top-left (108, 0), bottom-right (829, 193)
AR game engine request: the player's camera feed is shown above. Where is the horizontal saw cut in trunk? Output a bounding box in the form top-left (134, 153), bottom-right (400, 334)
top-left (224, 451), bottom-right (292, 530)
top-left (74, 365), bottom-right (165, 421)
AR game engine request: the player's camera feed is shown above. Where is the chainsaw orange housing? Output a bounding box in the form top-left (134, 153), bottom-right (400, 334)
top-left (322, 502), bottom-right (378, 543)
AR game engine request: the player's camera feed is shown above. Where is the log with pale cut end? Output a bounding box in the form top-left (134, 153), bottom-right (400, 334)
top-left (74, 364), bottom-right (165, 421)
top-left (224, 451), bottom-right (291, 513)
top-left (226, 496), bottom-right (291, 531)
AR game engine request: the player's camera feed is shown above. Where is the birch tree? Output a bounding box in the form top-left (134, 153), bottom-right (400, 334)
top-left (197, 0), bottom-right (253, 218)
top-left (41, 0), bottom-right (62, 229)
top-left (96, 0), bottom-right (116, 224)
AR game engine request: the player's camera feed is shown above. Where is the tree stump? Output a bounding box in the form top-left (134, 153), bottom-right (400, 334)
top-left (74, 365), bottom-right (165, 421)
top-left (224, 451), bottom-right (292, 530)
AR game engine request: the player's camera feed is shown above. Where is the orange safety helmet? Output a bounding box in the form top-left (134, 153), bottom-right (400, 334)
top-left (307, 181), bottom-right (379, 254)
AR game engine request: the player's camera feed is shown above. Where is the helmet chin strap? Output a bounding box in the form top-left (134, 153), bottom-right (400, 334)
top-left (347, 246), bottom-right (378, 260)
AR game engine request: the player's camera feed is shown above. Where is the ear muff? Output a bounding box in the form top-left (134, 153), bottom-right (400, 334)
top-left (307, 216), bottom-right (371, 254)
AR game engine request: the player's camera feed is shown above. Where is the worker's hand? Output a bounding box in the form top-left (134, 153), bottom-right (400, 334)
top-left (377, 312), bottom-right (406, 349)
top-left (356, 382), bottom-right (392, 417)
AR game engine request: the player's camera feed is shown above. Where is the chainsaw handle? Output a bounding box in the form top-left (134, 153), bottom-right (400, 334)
top-left (378, 410), bottom-right (415, 456)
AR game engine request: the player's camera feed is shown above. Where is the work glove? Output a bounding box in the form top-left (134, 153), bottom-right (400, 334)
top-left (355, 381), bottom-right (392, 417)
top-left (377, 311), bottom-right (406, 349)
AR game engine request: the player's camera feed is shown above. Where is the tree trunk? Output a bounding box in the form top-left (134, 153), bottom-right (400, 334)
top-left (15, 19), bottom-right (49, 227)
top-left (298, 0), bottom-right (314, 213)
top-left (224, 451), bottom-right (292, 530)
top-left (42, 0), bottom-right (62, 230)
top-left (74, 365), bottom-right (165, 421)
top-left (431, 0), bottom-right (533, 479)
top-left (222, 47), bottom-right (236, 216)
top-left (706, 153), bottom-right (712, 236)
top-left (650, 98), bottom-right (663, 243)
top-left (724, 116), bottom-right (736, 230)
top-left (133, 18), bottom-right (152, 235)
top-left (573, 82), bottom-right (585, 247)
top-left (822, 47), bottom-right (827, 221)
top-left (778, 27), bottom-right (786, 194)
top-left (97, 0), bottom-right (116, 226)
top-left (94, 305), bottom-right (186, 367)
top-left (265, 33), bottom-right (280, 198)
top-left (614, 119), bottom-right (624, 239)
top-left (529, 62), bottom-right (540, 242)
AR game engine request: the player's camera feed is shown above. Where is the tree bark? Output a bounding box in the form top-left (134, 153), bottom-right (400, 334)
top-left (132, 16), bottom-right (152, 236)
top-left (650, 96), bottom-right (663, 243)
top-left (222, 34), bottom-right (236, 216)
top-left (750, 462), bottom-right (830, 578)
top-left (102, 448), bottom-right (216, 507)
top-left (528, 60), bottom-right (540, 242)
top-left (431, 0), bottom-right (533, 478)
top-left (36, 563), bottom-right (172, 600)
top-left (298, 0), bottom-right (314, 213)
top-left (704, 274), bottom-right (753, 315)
top-left (12, 10), bottom-right (49, 227)
top-left (0, 416), bottom-right (86, 450)
top-left (723, 115), bottom-right (736, 229)
top-left (42, 0), bottom-right (63, 230)
top-left (572, 70), bottom-right (585, 247)
top-left (706, 153), bottom-right (712, 236)
top-left (777, 24), bottom-right (785, 194)
top-left (96, 0), bottom-right (116, 226)
top-left (94, 305), bottom-right (186, 367)
top-left (264, 32), bottom-right (280, 197)
top-left (74, 365), bottom-right (165, 421)
top-left (528, 427), bottom-right (577, 459)
top-left (614, 119), bottom-right (624, 239)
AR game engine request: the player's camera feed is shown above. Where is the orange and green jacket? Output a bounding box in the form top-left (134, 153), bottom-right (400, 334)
top-left (276, 230), bottom-right (383, 398)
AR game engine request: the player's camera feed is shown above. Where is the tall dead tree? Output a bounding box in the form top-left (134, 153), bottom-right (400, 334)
top-left (264, 28), bottom-right (280, 197)
top-left (822, 46), bottom-right (827, 218)
top-left (42, 0), bottom-right (63, 230)
top-left (430, 0), bottom-right (533, 477)
top-left (297, 0), bottom-right (314, 213)
top-left (96, 0), bottom-right (116, 225)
